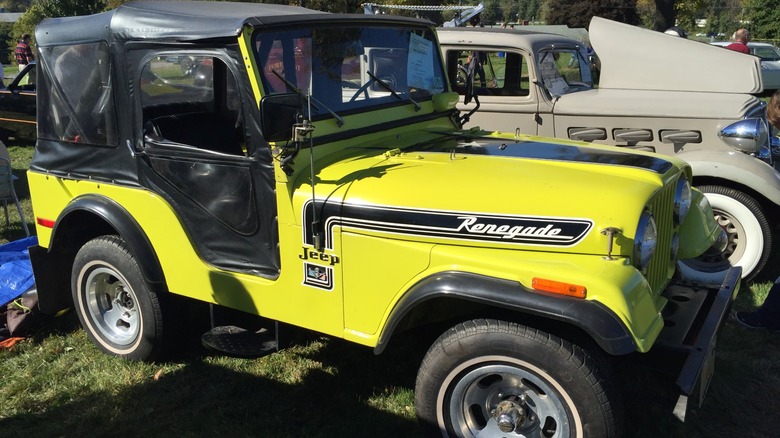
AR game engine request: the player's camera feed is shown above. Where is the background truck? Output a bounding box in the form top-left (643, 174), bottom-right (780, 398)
top-left (438, 17), bottom-right (780, 284)
top-left (28, 2), bottom-right (737, 437)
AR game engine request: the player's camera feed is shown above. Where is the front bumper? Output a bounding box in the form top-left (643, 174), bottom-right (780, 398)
top-left (655, 266), bottom-right (741, 420)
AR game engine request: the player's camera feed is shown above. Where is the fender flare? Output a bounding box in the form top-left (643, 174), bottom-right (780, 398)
top-left (52, 194), bottom-right (165, 286)
top-left (680, 150), bottom-right (780, 206)
top-left (373, 271), bottom-right (637, 356)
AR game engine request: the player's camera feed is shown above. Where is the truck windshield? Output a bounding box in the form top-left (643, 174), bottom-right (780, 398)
top-left (254, 25), bottom-right (445, 117)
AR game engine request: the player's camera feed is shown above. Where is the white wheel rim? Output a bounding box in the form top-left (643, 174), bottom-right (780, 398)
top-left (436, 355), bottom-right (581, 438)
top-left (679, 192), bottom-right (763, 279)
top-left (77, 260), bottom-right (143, 353)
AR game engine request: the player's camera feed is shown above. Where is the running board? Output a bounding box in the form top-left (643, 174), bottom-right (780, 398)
top-left (201, 324), bottom-right (279, 358)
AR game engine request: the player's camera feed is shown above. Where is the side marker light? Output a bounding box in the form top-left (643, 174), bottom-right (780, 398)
top-left (532, 278), bottom-right (587, 299)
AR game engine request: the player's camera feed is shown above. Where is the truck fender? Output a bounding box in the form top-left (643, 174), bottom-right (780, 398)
top-left (33, 195), bottom-right (166, 314)
top-left (679, 149), bottom-right (780, 206)
top-left (373, 271), bottom-right (636, 356)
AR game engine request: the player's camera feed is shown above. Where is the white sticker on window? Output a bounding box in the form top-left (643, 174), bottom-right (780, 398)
top-left (408, 33), bottom-right (436, 92)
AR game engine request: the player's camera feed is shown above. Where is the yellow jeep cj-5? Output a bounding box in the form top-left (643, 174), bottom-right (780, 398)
top-left (27, 2), bottom-right (739, 437)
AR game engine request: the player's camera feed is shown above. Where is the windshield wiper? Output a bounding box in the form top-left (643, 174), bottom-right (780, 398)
top-left (367, 70), bottom-right (421, 111)
top-left (271, 70), bottom-right (345, 127)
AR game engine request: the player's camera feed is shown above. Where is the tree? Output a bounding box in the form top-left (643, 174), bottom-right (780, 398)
top-left (746, 0), bottom-right (780, 40)
top-left (12, 0), bottom-right (107, 43)
top-left (0, 0), bottom-right (33, 12)
top-left (636, 0), bottom-right (657, 28)
top-left (545, 0), bottom-right (640, 28)
top-left (703, 0), bottom-right (740, 38)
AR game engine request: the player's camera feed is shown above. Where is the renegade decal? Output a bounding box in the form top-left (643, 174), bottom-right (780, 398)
top-left (302, 201), bottom-right (592, 250)
top-left (303, 262), bottom-right (334, 290)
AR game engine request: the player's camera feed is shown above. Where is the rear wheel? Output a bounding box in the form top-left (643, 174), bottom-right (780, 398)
top-left (71, 235), bottom-right (165, 361)
top-left (415, 319), bottom-right (619, 438)
top-left (678, 185), bottom-right (771, 283)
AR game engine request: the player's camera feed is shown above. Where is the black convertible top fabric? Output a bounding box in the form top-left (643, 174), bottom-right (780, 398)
top-left (35, 1), bottom-right (432, 46)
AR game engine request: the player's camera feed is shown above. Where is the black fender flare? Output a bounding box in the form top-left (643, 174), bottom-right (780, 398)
top-left (53, 194), bottom-right (165, 285)
top-left (33, 194), bottom-right (167, 314)
top-left (373, 271), bottom-right (637, 356)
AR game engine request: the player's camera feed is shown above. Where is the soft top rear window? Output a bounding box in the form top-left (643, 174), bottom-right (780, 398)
top-left (37, 42), bottom-right (118, 146)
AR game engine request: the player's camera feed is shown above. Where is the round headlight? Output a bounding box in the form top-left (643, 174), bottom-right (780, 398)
top-left (718, 118), bottom-right (767, 154)
top-left (673, 175), bottom-right (692, 225)
top-left (634, 210), bottom-right (657, 272)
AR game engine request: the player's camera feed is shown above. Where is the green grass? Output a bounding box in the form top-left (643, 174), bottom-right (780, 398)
top-left (2, 145), bottom-right (780, 436)
top-left (0, 144), bottom-right (33, 244)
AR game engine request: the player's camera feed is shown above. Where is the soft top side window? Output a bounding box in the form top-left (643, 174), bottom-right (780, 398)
top-left (140, 54), bottom-right (246, 157)
top-left (38, 42), bottom-right (117, 145)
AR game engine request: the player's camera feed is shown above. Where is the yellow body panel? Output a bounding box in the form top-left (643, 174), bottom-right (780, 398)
top-left (28, 172), bottom-right (346, 338)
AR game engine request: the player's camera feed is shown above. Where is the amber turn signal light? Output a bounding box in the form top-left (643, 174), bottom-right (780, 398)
top-left (531, 277), bottom-right (587, 299)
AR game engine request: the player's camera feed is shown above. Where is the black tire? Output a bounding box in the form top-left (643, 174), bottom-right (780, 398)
top-left (71, 235), bottom-right (165, 361)
top-left (415, 319), bottom-right (619, 438)
top-left (678, 185), bottom-right (771, 283)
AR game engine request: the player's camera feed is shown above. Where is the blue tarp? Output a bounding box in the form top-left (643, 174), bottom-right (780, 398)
top-left (0, 236), bottom-right (37, 306)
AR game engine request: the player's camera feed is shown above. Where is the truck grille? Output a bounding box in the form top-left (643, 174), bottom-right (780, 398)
top-left (645, 178), bottom-right (677, 294)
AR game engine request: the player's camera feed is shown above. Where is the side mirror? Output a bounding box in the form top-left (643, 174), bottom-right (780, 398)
top-left (459, 64), bottom-right (475, 105)
top-left (260, 93), bottom-right (302, 142)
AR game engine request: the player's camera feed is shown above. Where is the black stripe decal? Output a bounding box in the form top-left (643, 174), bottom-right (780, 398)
top-left (303, 200), bottom-right (593, 249)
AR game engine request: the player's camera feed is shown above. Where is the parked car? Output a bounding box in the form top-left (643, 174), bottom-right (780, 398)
top-left (28, 3), bottom-right (737, 435)
top-left (711, 41), bottom-right (780, 91)
top-left (0, 63), bottom-right (36, 141)
top-left (438, 17), bottom-right (780, 283)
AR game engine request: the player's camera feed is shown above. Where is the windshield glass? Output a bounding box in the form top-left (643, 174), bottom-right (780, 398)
top-left (753, 45), bottom-right (780, 62)
top-left (537, 47), bottom-right (593, 98)
top-left (254, 25), bottom-right (445, 117)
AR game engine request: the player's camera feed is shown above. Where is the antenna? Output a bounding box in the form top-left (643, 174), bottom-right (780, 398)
top-left (293, 84), bottom-right (324, 251)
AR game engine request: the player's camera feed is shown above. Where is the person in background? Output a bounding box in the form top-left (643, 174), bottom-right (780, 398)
top-left (726, 28), bottom-right (750, 54)
top-left (664, 26), bottom-right (688, 38)
top-left (14, 34), bottom-right (34, 71)
top-left (735, 90), bottom-right (780, 331)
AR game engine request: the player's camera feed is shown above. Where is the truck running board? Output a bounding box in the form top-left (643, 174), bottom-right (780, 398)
top-left (201, 325), bottom-right (279, 358)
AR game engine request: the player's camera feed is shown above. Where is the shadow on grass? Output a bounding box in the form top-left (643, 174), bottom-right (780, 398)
top-left (617, 316), bottom-right (780, 438)
top-left (3, 301), bottom-right (778, 437)
top-left (2, 331), bottom-right (420, 437)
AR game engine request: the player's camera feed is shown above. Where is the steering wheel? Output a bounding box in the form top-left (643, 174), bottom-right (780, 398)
top-left (349, 77), bottom-right (376, 102)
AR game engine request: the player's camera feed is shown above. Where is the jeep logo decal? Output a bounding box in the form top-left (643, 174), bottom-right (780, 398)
top-left (303, 201), bottom-right (592, 250)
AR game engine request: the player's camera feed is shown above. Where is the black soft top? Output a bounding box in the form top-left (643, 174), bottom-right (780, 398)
top-left (35, 1), bottom-right (433, 46)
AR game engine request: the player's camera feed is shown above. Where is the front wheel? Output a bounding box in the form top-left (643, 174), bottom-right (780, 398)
top-left (415, 319), bottom-right (619, 438)
top-left (71, 235), bottom-right (166, 361)
top-left (678, 185), bottom-right (771, 283)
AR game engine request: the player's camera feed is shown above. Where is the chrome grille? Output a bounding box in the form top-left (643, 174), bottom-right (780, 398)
top-left (645, 177), bottom-right (676, 294)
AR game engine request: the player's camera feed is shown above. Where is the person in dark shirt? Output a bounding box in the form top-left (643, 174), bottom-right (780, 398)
top-left (735, 90), bottom-right (780, 331)
top-left (14, 34), bottom-right (34, 71)
top-left (725, 28), bottom-right (750, 54)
